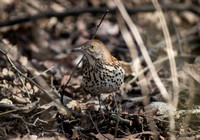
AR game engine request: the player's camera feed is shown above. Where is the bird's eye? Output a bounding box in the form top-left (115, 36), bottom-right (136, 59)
top-left (90, 45), bottom-right (95, 49)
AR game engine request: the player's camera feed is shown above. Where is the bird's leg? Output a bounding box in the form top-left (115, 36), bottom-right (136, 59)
top-left (112, 92), bottom-right (119, 113)
top-left (98, 94), bottom-right (105, 120)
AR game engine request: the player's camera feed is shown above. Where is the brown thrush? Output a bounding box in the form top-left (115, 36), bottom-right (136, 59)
top-left (73, 39), bottom-right (124, 97)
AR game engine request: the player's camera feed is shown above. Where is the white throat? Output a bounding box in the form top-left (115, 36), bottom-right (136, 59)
top-left (85, 54), bottom-right (96, 66)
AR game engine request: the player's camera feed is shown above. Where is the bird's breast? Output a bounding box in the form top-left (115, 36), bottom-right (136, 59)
top-left (81, 61), bottom-right (124, 95)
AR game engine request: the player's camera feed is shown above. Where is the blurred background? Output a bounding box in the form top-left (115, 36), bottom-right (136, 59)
top-left (0, 0), bottom-right (200, 139)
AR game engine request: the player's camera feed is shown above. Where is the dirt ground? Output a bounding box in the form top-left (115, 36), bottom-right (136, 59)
top-left (0, 0), bottom-right (200, 139)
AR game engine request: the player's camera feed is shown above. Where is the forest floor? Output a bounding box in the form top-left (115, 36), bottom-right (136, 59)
top-left (0, 0), bottom-right (200, 139)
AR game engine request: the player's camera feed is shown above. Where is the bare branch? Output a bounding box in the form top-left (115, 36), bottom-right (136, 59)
top-left (0, 42), bottom-right (72, 118)
top-left (0, 4), bottom-right (199, 27)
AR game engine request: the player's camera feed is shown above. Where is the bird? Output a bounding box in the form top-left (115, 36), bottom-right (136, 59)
top-left (72, 39), bottom-right (124, 102)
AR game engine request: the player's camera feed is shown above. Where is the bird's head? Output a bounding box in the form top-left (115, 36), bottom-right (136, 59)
top-left (72, 39), bottom-right (113, 65)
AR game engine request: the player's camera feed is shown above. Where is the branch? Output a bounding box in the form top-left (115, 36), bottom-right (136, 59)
top-left (0, 42), bottom-right (72, 118)
top-left (108, 114), bottom-right (131, 126)
top-left (0, 3), bottom-right (199, 27)
top-left (159, 109), bottom-right (200, 119)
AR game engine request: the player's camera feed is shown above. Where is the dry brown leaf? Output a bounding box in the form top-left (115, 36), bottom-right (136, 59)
top-left (0, 98), bottom-right (13, 105)
top-left (67, 100), bottom-right (81, 113)
top-left (181, 11), bottom-right (200, 24)
top-left (96, 133), bottom-right (114, 140)
top-left (145, 102), bottom-right (176, 115)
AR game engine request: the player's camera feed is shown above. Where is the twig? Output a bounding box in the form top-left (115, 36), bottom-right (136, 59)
top-left (0, 103), bottom-right (19, 110)
top-left (0, 101), bottom-right (38, 116)
top-left (0, 48), bottom-right (72, 118)
top-left (128, 54), bottom-right (197, 84)
top-left (30, 65), bottom-right (56, 80)
top-left (108, 114), bottom-right (131, 126)
top-left (131, 131), bottom-right (156, 138)
top-left (152, 0), bottom-right (179, 108)
top-left (116, 0), bottom-right (172, 138)
top-left (182, 77), bottom-right (195, 133)
top-left (115, 0), bottom-right (170, 103)
top-left (17, 73), bottom-right (31, 98)
top-left (91, 10), bottom-right (109, 40)
top-left (168, 13), bottom-right (183, 54)
top-left (88, 112), bottom-right (101, 134)
top-left (114, 102), bottom-right (120, 138)
top-left (0, 50), bottom-right (45, 93)
top-left (159, 109), bottom-right (200, 119)
top-left (117, 11), bottom-right (157, 136)
top-left (61, 56), bottom-right (84, 104)
top-left (152, 1), bottom-right (178, 139)
top-left (0, 4), bottom-right (199, 27)
top-left (145, 23), bottom-right (200, 62)
top-left (0, 109), bottom-right (19, 116)
top-left (88, 112), bottom-right (109, 139)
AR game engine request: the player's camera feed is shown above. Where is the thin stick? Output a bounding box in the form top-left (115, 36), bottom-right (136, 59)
top-left (61, 56), bottom-right (84, 104)
top-left (31, 65), bottom-right (56, 80)
top-left (17, 73), bottom-right (31, 98)
top-left (115, 0), bottom-right (170, 103)
top-left (152, 1), bottom-right (178, 139)
top-left (0, 4), bottom-right (199, 28)
top-left (152, 0), bottom-right (179, 106)
top-left (88, 112), bottom-right (101, 134)
top-left (88, 112), bottom-right (109, 139)
top-left (91, 10), bottom-right (109, 40)
top-left (0, 49), bottom-right (72, 117)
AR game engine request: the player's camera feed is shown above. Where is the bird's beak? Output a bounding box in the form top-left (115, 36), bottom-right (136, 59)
top-left (71, 46), bottom-right (82, 52)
